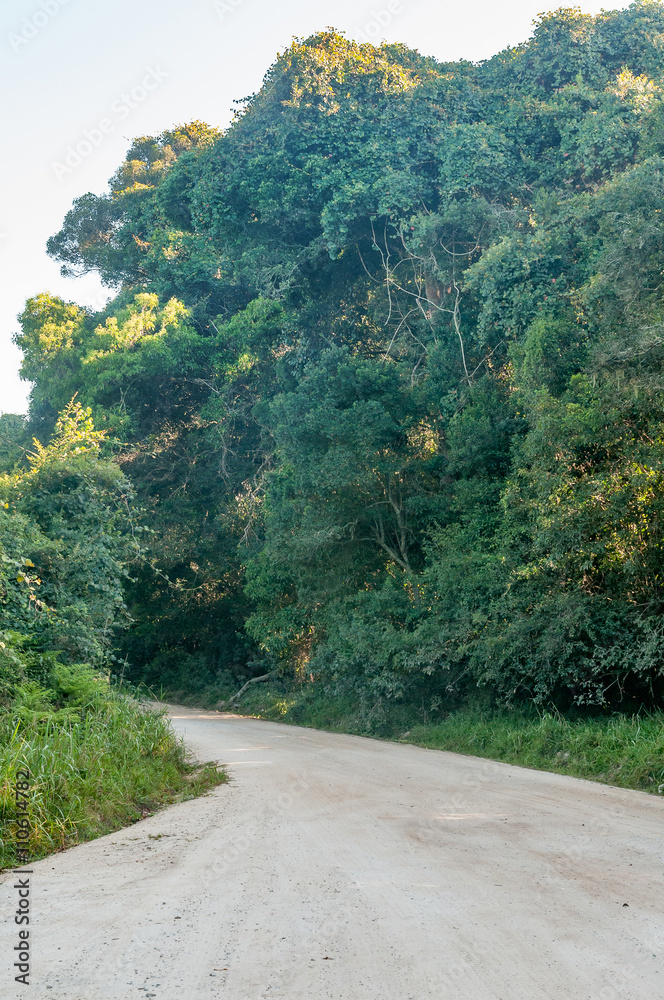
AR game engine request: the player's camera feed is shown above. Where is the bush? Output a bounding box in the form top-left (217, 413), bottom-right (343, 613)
top-left (0, 690), bottom-right (225, 869)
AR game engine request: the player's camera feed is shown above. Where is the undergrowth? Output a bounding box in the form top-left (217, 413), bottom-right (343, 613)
top-left (0, 669), bottom-right (225, 870)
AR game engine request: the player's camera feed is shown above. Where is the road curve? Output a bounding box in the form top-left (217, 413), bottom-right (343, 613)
top-left (2, 706), bottom-right (663, 999)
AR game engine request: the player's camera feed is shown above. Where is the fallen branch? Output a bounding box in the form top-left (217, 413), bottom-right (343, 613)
top-left (216, 672), bottom-right (275, 709)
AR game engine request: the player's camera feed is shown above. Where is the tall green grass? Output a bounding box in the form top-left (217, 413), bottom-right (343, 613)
top-left (0, 697), bottom-right (225, 870)
top-left (404, 710), bottom-right (664, 791)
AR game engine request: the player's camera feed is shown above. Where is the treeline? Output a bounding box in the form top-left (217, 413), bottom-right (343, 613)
top-left (8, 2), bottom-right (664, 713)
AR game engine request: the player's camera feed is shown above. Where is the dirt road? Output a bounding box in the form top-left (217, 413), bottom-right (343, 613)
top-left (3, 707), bottom-right (663, 998)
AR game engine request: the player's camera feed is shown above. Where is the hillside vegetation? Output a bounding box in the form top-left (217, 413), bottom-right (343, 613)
top-left (0, 404), bottom-right (223, 868)
top-left (7, 3), bottom-right (664, 742)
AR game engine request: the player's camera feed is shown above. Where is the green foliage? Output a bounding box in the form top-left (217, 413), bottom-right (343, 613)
top-left (14, 3), bottom-right (664, 712)
top-left (0, 689), bottom-right (226, 869)
top-left (0, 401), bottom-right (137, 666)
top-left (46, 122), bottom-right (221, 295)
top-left (0, 415), bottom-right (29, 473)
top-left (405, 709), bottom-right (664, 793)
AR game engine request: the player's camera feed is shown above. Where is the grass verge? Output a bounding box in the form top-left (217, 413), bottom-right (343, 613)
top-left (0, 695), bottom-right (225, 870)
top-left (403, 710), bottom-right (664, 792)
top-left (164, 679), bottom-right (664, 795)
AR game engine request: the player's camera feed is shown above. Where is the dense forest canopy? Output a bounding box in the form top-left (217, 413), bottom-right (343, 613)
top-left (7, 1), bottom-right (664, 712)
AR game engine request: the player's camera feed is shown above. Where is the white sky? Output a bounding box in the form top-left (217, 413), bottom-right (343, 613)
top-left (0, 0), bottom-right (629, 414)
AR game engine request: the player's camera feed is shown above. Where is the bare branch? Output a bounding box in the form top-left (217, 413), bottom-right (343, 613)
top-left (215, 672), bottom-right (276, 709)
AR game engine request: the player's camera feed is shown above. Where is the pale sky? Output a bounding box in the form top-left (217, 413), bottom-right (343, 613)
top-left (0, 0), bottom-right (628, 414)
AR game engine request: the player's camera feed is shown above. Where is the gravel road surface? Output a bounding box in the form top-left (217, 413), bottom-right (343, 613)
top-left (2, 706), bottom-right (663, 999)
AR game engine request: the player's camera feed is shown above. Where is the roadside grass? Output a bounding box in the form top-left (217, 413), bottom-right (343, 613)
top-left (403, 710), bottom-right (664, 792)
top-left (0, 696), bottom-right (226, 870)
top-left (164, 679), bottom-right (664, 795)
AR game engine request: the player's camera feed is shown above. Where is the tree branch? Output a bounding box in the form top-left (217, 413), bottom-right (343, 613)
top-left (215, 672), bottom-right (276, 709)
